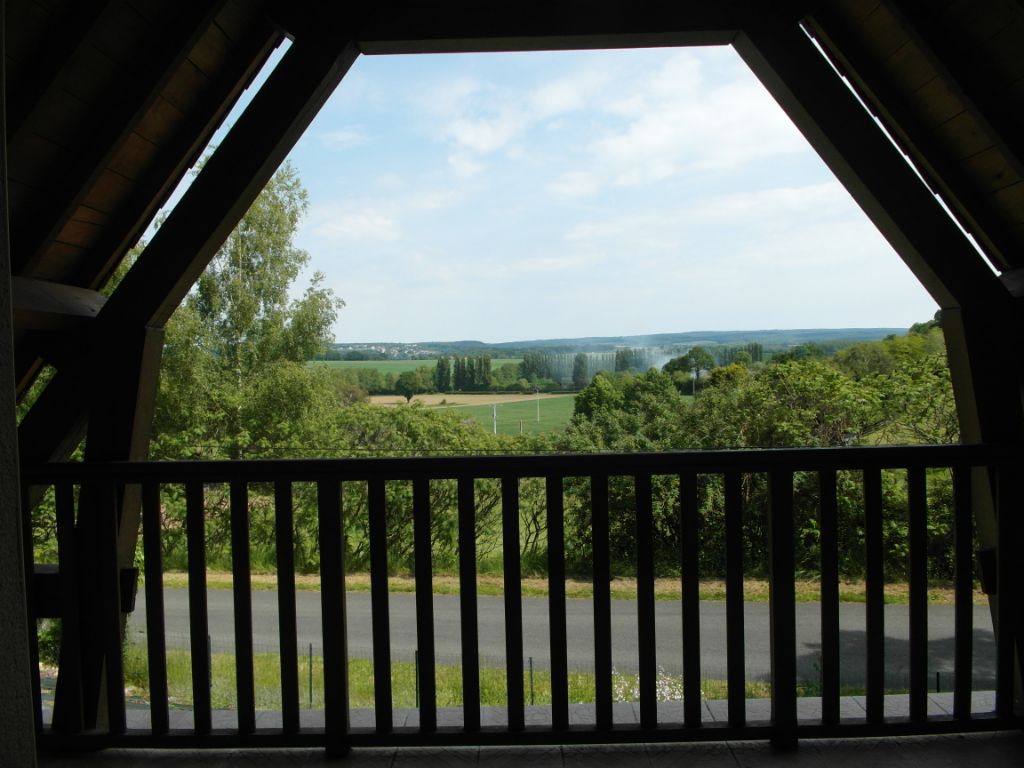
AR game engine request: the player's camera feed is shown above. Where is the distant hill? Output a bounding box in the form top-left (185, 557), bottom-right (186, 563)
top-left (329, 328), bottom-right (907, 359)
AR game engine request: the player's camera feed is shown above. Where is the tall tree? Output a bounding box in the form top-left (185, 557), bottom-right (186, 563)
top-left (572, 353), bottom-right (589, 388)
top-left (434, 356), bottom-right (451, 392)
top-left (151, 161), bottom-right (344, 460)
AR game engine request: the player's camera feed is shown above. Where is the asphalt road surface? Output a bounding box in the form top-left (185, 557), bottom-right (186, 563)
top-left (129, 589), bottom-right (996, 687)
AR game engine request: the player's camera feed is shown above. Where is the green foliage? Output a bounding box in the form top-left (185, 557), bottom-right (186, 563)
top-left (152, 162), bottom-right (343, 461)
top-left (519, 351), bottom-right (552, 382)
top-left (558, 322), bottom-right (961, 579)
top-left (572, 352), bottom-right (589, 388)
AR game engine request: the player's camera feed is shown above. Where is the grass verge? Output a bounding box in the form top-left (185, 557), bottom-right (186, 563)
top-left (159, 571), bottom-right (982, 605)
top-left (124, 644), bottom-right (811, 711)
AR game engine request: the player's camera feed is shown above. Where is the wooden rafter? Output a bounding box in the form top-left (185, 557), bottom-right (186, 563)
top-left (18, 32), bottom-right (360, 467)
top-left (808, 6), bottom-right (1024, 272)
top-left (9, 3), bottom-right (226, 277)
top-left (889, 1), bottom-right (1024, 192)
top-left (100, 34), bottom-right (360, 329)
top-left (3, 0), bottom-right (112, 139)
top-left (280, 0), bottom-right (781, 53)
top-left (734, 19), bottom-right (1012, 313)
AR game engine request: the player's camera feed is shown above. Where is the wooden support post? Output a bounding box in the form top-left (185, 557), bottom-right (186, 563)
top-left (0, 0), bottom-right (39, 758)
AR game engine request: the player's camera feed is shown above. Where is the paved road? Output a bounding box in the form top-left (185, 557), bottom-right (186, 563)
top-left (128, 589), bottom-right (996, 687)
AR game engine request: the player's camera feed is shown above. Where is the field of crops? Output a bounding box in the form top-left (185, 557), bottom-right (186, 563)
top-left (441, 394), bottom-right (576, 435)
top-left (313, 358), bottom-right (522, 373)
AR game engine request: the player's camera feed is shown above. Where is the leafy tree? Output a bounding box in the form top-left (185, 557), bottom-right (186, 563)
top-left (687, 346), bottom-right (715, 376)
top-left (492, 362), bottom-right (521, 390)
top-left (572, 353), bottom-right (589, 389)
top-left (662, 355), bottom-right (691, 375)
top-left (434, 356), bottom-right (452, 392)
top-left (152, 161), bottom-right (343, 461)
top-left (614, 349), bottom-right (633, 372)
top-left (663, 346), bottom-right (714, 390)
top-left (395, 370), bottom-right (422, 402)
top-left (519, 352), bottom-right (551, 382)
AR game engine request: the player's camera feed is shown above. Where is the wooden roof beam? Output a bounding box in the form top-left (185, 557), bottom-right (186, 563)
top-left (275, 0), bottom-right (792, 54)
top-left (806, 7), bottom-right (1024, 272)
top-left (18, 31), bottom-right (359, 465)
top-left (11, 276), bottom-right (105, 332)
top-left (886, 1), bottom-right (1024, 191)
top-left (99, 34), bottom-right (359, 329)
top-left (4, 0), bottom-right (113, 139)
top-left (66, 20), bottom-right (283, 292)
top-left (10, 3), bottom-right (227, 277)
top-left (734, 19), bottom-right (1011, 314)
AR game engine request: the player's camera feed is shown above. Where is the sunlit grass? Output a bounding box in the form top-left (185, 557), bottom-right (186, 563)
top-left (123, 644), bottom-right (814, 711)
top-left (158, 571), bottom-right (981, 605)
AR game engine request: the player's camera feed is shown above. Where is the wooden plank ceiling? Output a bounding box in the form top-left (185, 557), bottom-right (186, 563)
top-left (5, 0), bottom-right (1024, 459)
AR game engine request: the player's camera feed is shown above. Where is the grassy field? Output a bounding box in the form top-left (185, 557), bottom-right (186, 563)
top-left (159, 571), bottom-right (982, 605)
top-left (312, 358), bottom-right (522, 374)
top-left (442, 394), bottom-right (576, 434)
top-left (122, 645), bottom-right (787, 712)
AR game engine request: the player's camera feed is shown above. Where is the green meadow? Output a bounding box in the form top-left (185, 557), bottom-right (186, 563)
top-left (441, 394), bottom-right (576, 434)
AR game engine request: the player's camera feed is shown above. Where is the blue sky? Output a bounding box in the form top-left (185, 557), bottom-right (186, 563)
top-left (246, 45), bottom-right (939, 343)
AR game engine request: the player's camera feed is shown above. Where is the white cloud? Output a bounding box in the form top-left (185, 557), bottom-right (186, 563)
top-left (591, 77), bottom-right (806, 187)
top-left (682, 182), bottom-right (850, 225)
top-left (448, 153), bottom-right (484, 178)
top-left (319, 128), bottom-right (368, 149)
top-left (287, 49), bottom-right (938, 342)
top-left (546, 170), bottom-right (600, 197)
top-left (309, 207), bottom-right (400, 243)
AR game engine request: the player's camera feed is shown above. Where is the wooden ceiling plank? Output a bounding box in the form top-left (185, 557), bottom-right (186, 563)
top-left (66, 22), bottom-right (282, 292)
top-left (161, 59), bottom-right (213, 114)
top-left (880, 39), bottom-right (935, 93)
top-left (89, 3), bottom-right (150, 65)
top-left (10, 4), bottom-right (228, 278)
top-left (980, 21), bottom-right (1024, 83)
top-left (133, 97), bottom-right (186, 146)
top-left (961, 147), bottom-right (1020, 194)
top-left (887, 2), bottom-right (1024, 199)
top-left (944, 0), bottom-right (1018, 46)
top-left (55, 45), bottom-right (119, 105)
top-left (993, 185), bottom-right (1024, 225)
top-left (107, 132), bottom-right (159, 182)
top-left (7, 134), bottom-right (74, 190)
top-left (78, 170), bottom-right (133, 219)
top-left (215, 0), bottom-right (265, 44)
top-left (4, 0), bottom-right (113, 138)
top-left (70, 206), bottom-right (110, 227)
top-left (734, 19), bottom-right (1011, 311)
top-left (934, 110), bottom-right (996, 163)
top-left (793, 9), bottom-right (1024, 269)
top-left (906, 76), bottom-right (966, 127)
top-left (55, 219), bottom-right (104, 251)
top-left (187, 19), bottom-right (234, 78)
top-left (853, 5), bottom-right (911, 62)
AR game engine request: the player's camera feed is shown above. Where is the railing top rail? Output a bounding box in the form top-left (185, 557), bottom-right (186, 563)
top-left (19, 443), bottom-right (1016, 484)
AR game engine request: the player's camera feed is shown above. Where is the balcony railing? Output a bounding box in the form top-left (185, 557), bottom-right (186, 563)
top-left (22, 444), bottom-right (1022, 752)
